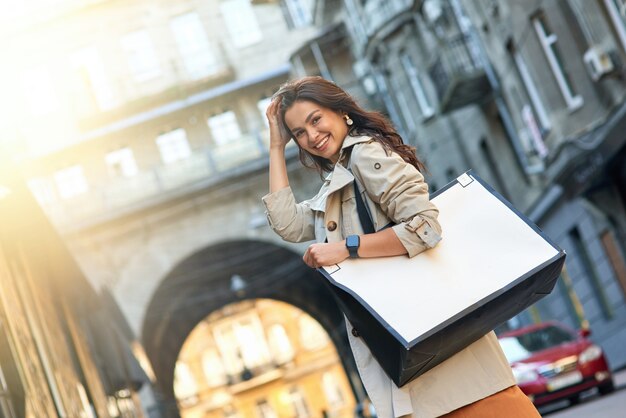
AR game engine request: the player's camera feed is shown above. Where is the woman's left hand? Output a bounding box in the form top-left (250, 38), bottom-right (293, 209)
top-left (303, 242), bottom-right (349, 268)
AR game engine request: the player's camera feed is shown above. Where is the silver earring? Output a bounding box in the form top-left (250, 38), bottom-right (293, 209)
top-left (344, 114), bottom-right (354, 126)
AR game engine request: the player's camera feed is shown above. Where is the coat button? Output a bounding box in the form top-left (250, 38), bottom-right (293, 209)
top-left (327, 221), bottom-right (337, 231)
top-left (352, 328), bottom-right (360, 337)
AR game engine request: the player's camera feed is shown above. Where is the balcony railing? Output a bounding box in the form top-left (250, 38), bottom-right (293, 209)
top-left (361, 0), bottom-right (412, 38)
top-left (428, 34), bottom-right (492, 113)
top-left (39, 129), bottom-right (294, 228)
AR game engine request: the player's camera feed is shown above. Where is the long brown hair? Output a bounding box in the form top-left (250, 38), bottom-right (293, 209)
top-left (273, 76), bottom-right (426, 174)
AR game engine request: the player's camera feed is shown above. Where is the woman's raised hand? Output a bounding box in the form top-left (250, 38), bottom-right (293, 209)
top-left (266, 97), bottom-right (291, 150)
top-left (267, 97), bottom-right (291, 192)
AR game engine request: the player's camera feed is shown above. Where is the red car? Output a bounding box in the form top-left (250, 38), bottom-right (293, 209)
top-left (498, 321), bottom-right (615, 406)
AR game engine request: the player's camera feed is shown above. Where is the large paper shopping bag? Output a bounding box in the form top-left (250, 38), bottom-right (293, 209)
top-left (318, 170), bottom-right (566, 387)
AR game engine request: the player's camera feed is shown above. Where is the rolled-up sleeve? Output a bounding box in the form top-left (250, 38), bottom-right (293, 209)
top-left (351, 141), bottom-right (442, 257)
top-left (262, 186), bottom-right (316, 243)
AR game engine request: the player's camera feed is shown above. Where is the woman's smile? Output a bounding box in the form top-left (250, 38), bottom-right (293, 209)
top-left (314, 135), bottom-right (330, 151)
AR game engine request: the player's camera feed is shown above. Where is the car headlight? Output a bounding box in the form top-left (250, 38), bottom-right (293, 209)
top-left (512, 367), bottom-right (539, 384)
top-left (579, 345), bottom-right (603, 364)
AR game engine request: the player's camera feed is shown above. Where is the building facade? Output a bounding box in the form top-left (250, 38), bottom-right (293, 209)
top-left (174, 299), bottom-right (356, 418)
top-left (0, 160), bottom-right (148, 417)
top-left (1, 1), bottom-right (373, 417)
top-left (296, 0), bottom-right (626, 370)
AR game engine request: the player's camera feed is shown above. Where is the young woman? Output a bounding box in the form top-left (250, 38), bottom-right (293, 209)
top-left (262, 76), bottom-right (540, 418)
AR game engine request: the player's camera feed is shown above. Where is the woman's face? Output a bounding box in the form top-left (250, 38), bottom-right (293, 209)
top-left (283, 100), bottom-right (348, 163)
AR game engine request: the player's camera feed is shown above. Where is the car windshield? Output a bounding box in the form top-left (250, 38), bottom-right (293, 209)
top-left (499, 325), bottom-right (577, 363)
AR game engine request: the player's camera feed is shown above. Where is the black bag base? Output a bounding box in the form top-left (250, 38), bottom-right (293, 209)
top-left (321, 251), bottom-right (565, 387)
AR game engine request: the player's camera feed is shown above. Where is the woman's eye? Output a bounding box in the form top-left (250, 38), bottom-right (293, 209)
top-left (312, 116), bottom-right (320, 125)
top-left (295, 131), bottom-right (303, 138)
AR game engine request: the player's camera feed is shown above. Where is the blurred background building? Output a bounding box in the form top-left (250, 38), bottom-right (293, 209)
top-left (0, 160), bottom-right (150, 418)
top-left (1, 0), bottom-right (625, 417)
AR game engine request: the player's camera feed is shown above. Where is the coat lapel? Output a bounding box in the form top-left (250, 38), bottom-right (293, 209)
top-left (326, 163), bottom-right (354, 196)
top-left (309, 134), bottom-right (373, 214)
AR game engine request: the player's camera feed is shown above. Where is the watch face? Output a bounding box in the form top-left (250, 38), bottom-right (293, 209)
top-left (346, 235), bottom-right (359, 248)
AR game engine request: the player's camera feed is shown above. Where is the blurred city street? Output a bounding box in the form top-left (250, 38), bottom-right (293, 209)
top-left (1, 0), bottom-right (626, 417)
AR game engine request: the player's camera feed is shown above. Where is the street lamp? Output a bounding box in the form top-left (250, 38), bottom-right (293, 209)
top-left (230, 274), bottom-right (247, 297)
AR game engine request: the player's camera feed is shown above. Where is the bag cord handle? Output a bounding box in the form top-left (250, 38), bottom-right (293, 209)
top-left (352, 176), bottom-right (376, 234)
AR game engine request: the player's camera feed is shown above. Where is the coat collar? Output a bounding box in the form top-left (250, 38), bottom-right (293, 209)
top-left (323, 134), bottom-right (372, 196)
top-left (326, 163), bottom-right (354, 196)
top-left (340, 134), bottom-right (373, 151)
top-left (307, 134), bottom-right (373, 210)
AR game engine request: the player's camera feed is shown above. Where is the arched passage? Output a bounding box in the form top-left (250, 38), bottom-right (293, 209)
top-left (141, 240), bottom-right (363, 416)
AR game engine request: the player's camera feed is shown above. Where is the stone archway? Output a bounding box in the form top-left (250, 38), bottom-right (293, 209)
top-left (141, 240), bottom-right (363, 416)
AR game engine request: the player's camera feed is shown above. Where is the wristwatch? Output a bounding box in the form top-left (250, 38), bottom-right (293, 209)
top-left (346, 235), bottom-right (360, 258)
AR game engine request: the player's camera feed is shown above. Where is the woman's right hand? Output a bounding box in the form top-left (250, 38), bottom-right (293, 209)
top-left (266, 97), bottom-right (291, 151)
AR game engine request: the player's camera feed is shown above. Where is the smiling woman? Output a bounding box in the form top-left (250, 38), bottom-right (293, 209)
top-left (262, 76), bottom-right (541, 418)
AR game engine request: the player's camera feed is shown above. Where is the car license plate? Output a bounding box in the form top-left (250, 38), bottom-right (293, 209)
top-left (547, 371), bottom-right (583, 392)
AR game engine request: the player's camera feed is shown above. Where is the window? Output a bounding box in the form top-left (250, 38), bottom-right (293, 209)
top-left (71, 46), bottom-right (118, 111)
top-left (220, 0), bottom-right (263, 48)
top-left (400, 54), bottom-right (435, 119)
top-left (344, 0), bottom-right (368, 44)
top-left (27, 178), bottom-right (57, 205)
top-left (298, 314), bottom-right (329, 350)
top-left (255, 399), bottom-right (277, 418)
top-left (54, 165), bottom-right (88, 199)
top-left (202, 350), bottom-right (227, 388)
top-left (21, 67), bottom-right (58, 116)
top-left (213, 314), bottom-right (272, 376)
top-left (170, 12), bottom-right (219, 79)
top-left (388, 76), bottom-right (416, 136)
top-left (509, 44), bottom-right (551, 158)
top-left (267, 324), bottom-right (294, 364)
top-left (532, 14), bottom-right (583, 110)
top-left (233, 318), bottom-right (271, 369)
top-left (287, 388), bottom-right (310, 418)
top-left (257, 97), bottom-right (272, 127)
top-left (156, 129), bottom-right (192, 165)
top-left (208, 111), bottom-right (242, 146)
top-left (283, 0), bottom-right (312, 28)
top-left (173, 362), bottom-right (198, 402)
top-left (499, 325), bottom-right (577, 363)
top-left (372, 72), bottom-right (403, 132)
top-left (120, 30), bottom-right (161, 82)
top-left (604, 0), bottom-right (626, 51)
top-left (105, 147), bottom-right (138, 177)
top-left (322, 372), bottom-right (345, 407)
top-left (212, 324), bottom-right (244, 376)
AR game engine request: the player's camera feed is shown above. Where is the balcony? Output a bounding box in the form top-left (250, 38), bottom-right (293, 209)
top-left (428, 34), bottom-right (492, 113)
top-left (38, 130), bottom-right (295, 230)
top-left (361, 0), bottom-right (412, 38)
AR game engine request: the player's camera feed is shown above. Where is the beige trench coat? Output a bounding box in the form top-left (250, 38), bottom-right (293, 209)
top-left (262, 135), bottom-right (516, 418)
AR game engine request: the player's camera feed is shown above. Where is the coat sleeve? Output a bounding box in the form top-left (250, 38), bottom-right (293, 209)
top-left (261, 186), bottom-right (317, 243)
top-left (351, 141), bottom-right (442, 257)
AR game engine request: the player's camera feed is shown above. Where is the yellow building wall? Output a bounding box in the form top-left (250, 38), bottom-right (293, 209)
top-left (177, 299), bottom-right (356, 418)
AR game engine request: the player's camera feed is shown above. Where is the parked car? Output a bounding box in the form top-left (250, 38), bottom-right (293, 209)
top-left (498, 321), bottom-right (615, 406)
